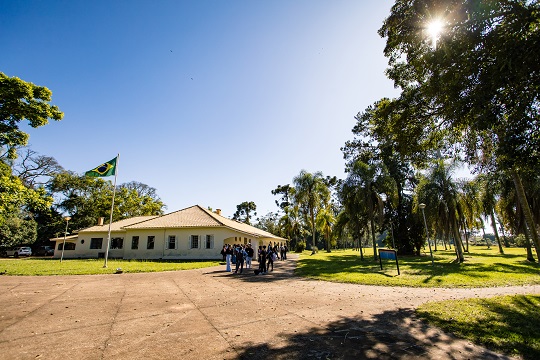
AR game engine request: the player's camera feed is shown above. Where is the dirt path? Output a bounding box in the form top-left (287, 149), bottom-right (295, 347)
top-left (0, 254), bottom-right (538, 359)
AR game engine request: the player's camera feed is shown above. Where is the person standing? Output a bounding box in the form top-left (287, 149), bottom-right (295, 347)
top-left (221, 245), bottom-right (227, 261)
top-left (259, 245), bottom-right (267, 274)
top-left (267, 245), bottom-right (274, 272)
top-left (235, 246), bottom-right (246, 274)
top-left (245, 244), bottom-right (254, 269)
top-left (225, 245), bottom-right (233, 272)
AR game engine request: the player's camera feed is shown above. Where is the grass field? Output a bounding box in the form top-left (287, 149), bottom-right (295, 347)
top-left (0, 258), bottom-right (221, 276)
top-left (417, 294), bottom-right (540, 360)
top-left (296, 246), bottom-right (540, 288)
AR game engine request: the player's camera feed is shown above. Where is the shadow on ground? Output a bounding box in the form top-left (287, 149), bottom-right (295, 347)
top-left (233, 308), bottom-right (506, 360)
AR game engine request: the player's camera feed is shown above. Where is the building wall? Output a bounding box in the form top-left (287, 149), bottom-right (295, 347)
top-left (54, 226), bottom-right (283, 260)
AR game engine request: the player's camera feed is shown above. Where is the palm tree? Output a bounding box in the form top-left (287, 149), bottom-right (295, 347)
top-left (316, 204), bottom-right (335, 252)
top-left (415, 160), bottom-right (465, 263)
top-left (477, 173), bottom-right (505, 254)
top-left (458, 179), bottom-right (482, 252)
top-left (292, 170), bottom-right (329, 251)
top-left (338, 182), bottom-right (367, 260)
top-left (498, 178), bottom-right (536, 262)
top-left (279, 205), bottom-right (301, 249)
top-left (341, 160), bottom-right (395, 260)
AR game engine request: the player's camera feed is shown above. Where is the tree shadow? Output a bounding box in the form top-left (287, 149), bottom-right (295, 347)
top-left (234, 308), bottom-right (506, 359)
top-left (417, 295), bottom-right (540, 360)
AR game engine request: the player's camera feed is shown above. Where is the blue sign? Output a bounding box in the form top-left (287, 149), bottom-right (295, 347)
top-left (378, 249), bottom-right (400, 275)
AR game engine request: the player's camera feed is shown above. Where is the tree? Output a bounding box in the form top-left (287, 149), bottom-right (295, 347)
top-left (292, 170), bottom-right (330, 250)
top-left (316, 204), bottom-right (335, 252)
top-left (271, 184), bottom-right (293, 210)
top-left (47, 171), bottom-right (165, 231)
top-left (120, 181), bottom-right (163, 203)
top-left (13, 148), bottom-right (64, 188)
top-left (343, 102), bottom-right (420, 255)
top-left (342, 160), bottom-right (394, 260)
top-left (0, 161), bottom-right (52, 247)
top-left (255, 212), bottom-right (280, 236)
top-left (477, 173), bottom-right (505, 254)
top-left (415, 160), bottom-right (465, 262)
top-left (279, 205), bottom-right (301, 249)
top-left (379, 0), bottom-right (540, 261)
top-left (0, 73), bottom-right (64, 160)
top-left (0, 217), bottom-right (37, 248)
top-left (232, 201), bottom-right (257, 225)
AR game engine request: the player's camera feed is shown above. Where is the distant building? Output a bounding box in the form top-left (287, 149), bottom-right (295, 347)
top-left (51, 205), bottom-right (286, 260)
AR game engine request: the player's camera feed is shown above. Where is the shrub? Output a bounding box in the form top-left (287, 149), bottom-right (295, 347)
top-left (514, 234), bottom-right (527, 247)
top-left (295, 241), bottom-right (306, 252)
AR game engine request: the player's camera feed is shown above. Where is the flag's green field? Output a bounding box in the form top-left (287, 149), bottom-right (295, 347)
top-left (417, 294), bottom-right (540, 360)
top-left (296, 247), bottom-right (540, 288)
top-left (0, 258), bottom-right (221, 276)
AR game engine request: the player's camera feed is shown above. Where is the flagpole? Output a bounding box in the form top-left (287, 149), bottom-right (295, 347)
top-left (103, 153), bottom-right (119, 268)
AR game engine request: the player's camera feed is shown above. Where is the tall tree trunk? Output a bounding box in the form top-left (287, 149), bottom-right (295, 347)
top-left (511, 168), bottom-right (540, 262)
top-left (433, 228), bottom-right (438, 251)
top-left (370, 216), bottom-right (378, 260)
top-left (355, 226), bottom-right (364, 260)
top-left (310, 208), bottom-right (316, 251)
top-left (438, 227), bottom-right (447, 250)
top-left (444, 222), bottom-right (451, 249)
top-left (326, 228), bottom-right (331, 253)
top-left (461, 218), bottom-right (469, 252)
top-left (497, 216), bottom-right (508, 248)
top-left (359, 236), bottom-right (364, 260)
top-left (481, 225), bottom-right (490, 249)
top-left (451, 218), bottom-right (465, 262)
top-left (490, 210), bottom-right (504, 254)
top-left (523, 229), bottom-right (535, 262)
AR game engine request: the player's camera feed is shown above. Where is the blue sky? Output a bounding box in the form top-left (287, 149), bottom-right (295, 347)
top-left (2, 0), bottom-right (400, 218)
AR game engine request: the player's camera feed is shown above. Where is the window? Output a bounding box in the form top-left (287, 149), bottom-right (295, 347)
top-left (131, 236), bottom-right (139, 250)
top-left (58, 243), bottom-right (76, 250)
top-left (205, 235), bottom-right (214, 249)
top-left (190, 235), bottom-right (199, 249)
top-left (90, 238), bottom-right (103, 249)
top-left (168, 235), bottom-right (176, 249)
top-left (147, 236), bottom-right (155, 249)
top-left (110, 237), bottom-right (123, 249)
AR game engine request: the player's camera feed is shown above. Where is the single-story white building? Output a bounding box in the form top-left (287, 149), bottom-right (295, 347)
top-left (51, 205), bottom-right (287, 260)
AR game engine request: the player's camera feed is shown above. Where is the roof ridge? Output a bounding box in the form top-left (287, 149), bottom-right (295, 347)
top-left (198, 205), bottom-right (227, 226)
top-left (119, 215), bottom-right (160, 229)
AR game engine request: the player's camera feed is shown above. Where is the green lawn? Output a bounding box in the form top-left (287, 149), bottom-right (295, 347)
top-left (417, 294), bottom-right (540, 360)
top-left (296, 246), bottom-right (540, 288)
top-left (0, 258), bottom-right (221, 275)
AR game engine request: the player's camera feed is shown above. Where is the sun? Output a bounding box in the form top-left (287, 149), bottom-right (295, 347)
top-left (426, 19), bottom-right (444, 47)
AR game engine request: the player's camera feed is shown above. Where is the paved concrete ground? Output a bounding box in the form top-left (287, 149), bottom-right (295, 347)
top-left (1, 255), bottom-right (538, 359)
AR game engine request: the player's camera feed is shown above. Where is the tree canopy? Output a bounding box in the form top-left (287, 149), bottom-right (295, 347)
top-left (0, 73), bottom-right (64, 160)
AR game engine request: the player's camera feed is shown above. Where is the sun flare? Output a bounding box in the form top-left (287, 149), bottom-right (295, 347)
top-left (426, 19), bottom-right (444, 46)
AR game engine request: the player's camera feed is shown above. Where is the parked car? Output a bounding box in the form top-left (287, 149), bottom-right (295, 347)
top-left (34, 246), bottom-right (55, 256)
top-left (5, 246), bottom-right (32, 257)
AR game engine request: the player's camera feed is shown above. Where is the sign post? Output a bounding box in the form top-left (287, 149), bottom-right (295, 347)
top-left (378, 249), bottom-right (400, 275)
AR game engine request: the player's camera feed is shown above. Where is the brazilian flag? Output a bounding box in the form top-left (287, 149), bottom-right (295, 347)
top-left (85, 157), bottom-right (117, 177)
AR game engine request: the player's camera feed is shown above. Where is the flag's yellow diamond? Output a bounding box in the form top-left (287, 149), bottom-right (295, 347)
top-left (93, 162), bottom-right (113, 175)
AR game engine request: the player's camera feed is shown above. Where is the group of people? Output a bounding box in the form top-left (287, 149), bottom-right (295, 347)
top-left (221, 243), bottom-right (288, 274)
